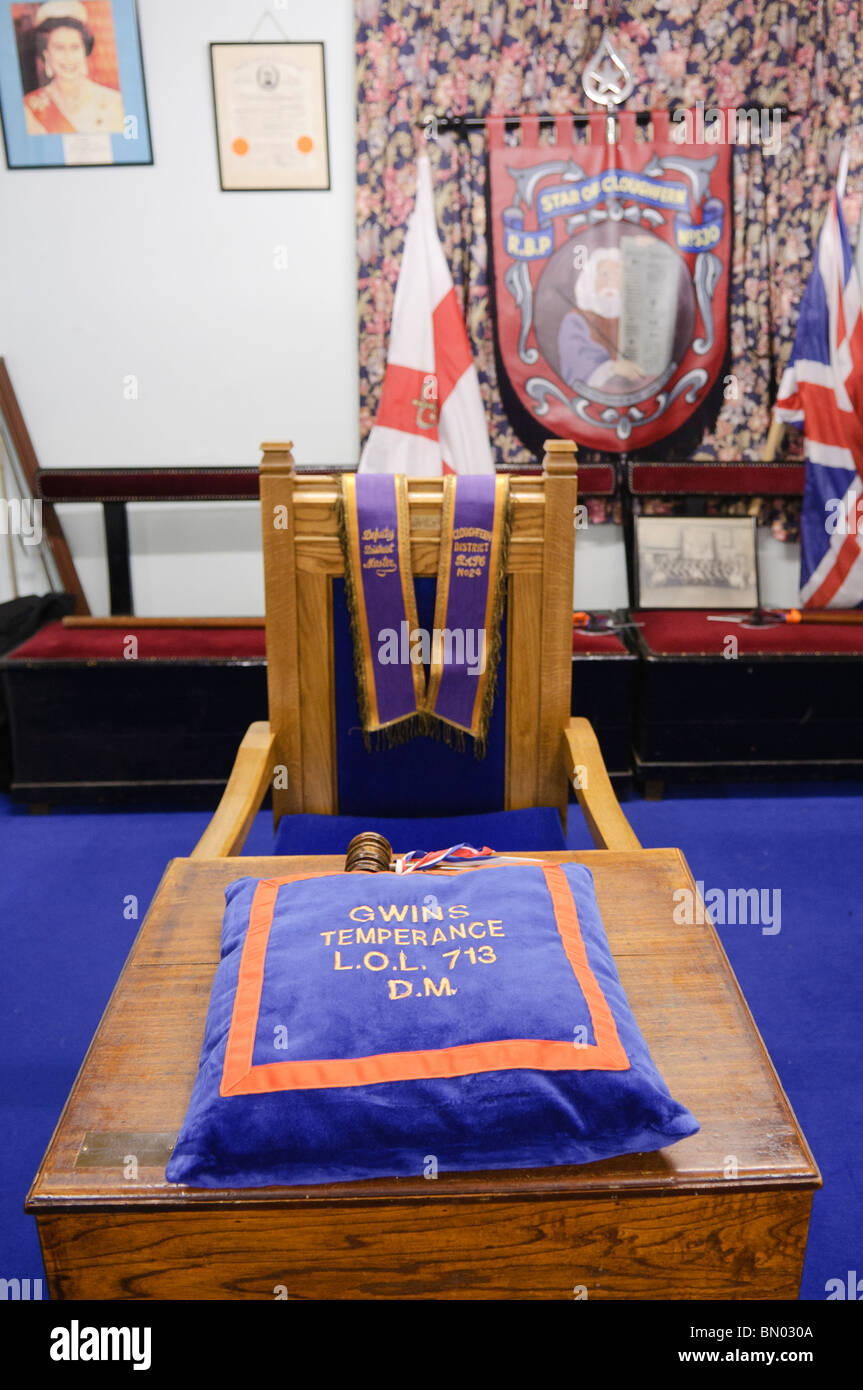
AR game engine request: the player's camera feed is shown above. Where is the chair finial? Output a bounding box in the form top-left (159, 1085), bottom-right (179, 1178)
top-left (259, 442), bottom-right (295, 474)
top-left (542, 439), bottom-right (578, 475)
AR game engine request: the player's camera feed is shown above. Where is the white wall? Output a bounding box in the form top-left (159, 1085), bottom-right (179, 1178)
top-left (573, 526), bottom-right (630, 611)
top-left (0, 2), bottom-right (800, 616)
top-left (757, 529), bottom-right (802, 610)
top-left (0, 0), bottom-right (358, 614)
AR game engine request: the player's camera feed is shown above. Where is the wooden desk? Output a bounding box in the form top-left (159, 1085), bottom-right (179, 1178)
top-left (27, 850), bottom-right (819, 1300)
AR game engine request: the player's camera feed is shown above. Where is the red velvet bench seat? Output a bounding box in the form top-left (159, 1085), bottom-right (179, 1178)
top-left (0, 622), bottom-right (268, 803)
top-left (2, 618), bottom-right (637, 802)
top-left (631, 608), bottom-right (863, 788)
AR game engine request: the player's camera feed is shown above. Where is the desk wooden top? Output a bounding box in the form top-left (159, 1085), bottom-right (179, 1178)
top-left (27, 849), bottom-right (819, 1212)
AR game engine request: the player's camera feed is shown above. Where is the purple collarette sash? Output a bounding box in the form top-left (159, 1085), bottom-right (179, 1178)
top-left (426, 475), bottom-right (510, 740)
top-left (340, 473), bottom-right (510, 750)
top-left (341, 473), bottom-right (424, 732)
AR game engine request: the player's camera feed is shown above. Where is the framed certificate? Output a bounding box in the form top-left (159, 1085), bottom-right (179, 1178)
top-left (0, 0), bottom-right (152, 169)
top-left (210, 41), bottom-right (330, 192)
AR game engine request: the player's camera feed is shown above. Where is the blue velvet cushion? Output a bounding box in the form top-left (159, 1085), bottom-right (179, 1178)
top-left (273, 807), bottom-right (566, 855)
top-left (166, 861), bottom-right (698, 1188)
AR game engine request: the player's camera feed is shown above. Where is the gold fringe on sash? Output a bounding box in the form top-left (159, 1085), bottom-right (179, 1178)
top-left (337, 484), bottom-right (373, 740)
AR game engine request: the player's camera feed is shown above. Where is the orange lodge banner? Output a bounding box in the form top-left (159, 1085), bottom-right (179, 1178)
top-left (488, 112), bottom-right (731, 452)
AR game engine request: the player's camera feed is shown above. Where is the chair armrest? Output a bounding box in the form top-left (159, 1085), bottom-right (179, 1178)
top-left (191, 721), bottom-right (276, 859)
top-left (563, 717), bottom-right (641, 851)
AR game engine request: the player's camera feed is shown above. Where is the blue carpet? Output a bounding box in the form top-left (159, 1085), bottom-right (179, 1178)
top-left (0, 785), bottom-right (859, 1301)
top-left (273, 807), bottom-right (566, 854)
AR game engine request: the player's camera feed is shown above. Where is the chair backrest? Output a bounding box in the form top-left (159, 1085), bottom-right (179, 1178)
top-left (259, 441), bottom-right (578, 828)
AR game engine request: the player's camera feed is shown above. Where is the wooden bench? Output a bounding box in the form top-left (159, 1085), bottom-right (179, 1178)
top-left (627, 462), bottom-right (863, 786)
top-left (1, 622), bottom-right (267, 802)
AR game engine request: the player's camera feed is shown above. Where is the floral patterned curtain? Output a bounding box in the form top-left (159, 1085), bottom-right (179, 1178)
top-left (356, 1), bottom-right (862, 533)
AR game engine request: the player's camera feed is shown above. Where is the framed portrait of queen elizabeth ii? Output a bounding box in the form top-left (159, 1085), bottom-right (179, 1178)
top-left (0, 0), bottom-right (151, 168)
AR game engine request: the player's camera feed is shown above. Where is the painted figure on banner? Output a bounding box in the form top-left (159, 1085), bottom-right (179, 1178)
top-left (488, 113), bottom-right (731, 451)
top-left (559, 245), bottom-right (652, 393)
top-left (19, 2), bottom-right (124, 135)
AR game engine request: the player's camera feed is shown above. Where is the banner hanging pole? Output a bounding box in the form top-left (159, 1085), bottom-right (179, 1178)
top-left (763, 415), bottom-right (786, 461)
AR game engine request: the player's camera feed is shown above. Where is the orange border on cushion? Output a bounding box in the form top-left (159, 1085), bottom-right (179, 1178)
top-left (220, 864), bottom-right (628, 1095)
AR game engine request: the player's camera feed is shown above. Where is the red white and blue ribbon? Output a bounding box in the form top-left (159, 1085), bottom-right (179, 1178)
top-left (395, 844), bottom-right (541, 873)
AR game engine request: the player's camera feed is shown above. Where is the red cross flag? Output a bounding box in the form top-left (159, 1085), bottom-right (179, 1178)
top-left (358, 154), bottom-right (494, 475)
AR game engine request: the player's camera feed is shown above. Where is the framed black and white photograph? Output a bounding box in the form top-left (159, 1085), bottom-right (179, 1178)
top-left (0, 0), bottom-right (152, 169)
top-left (635, 515), bottom-right (759, 610)
top-left (210, 41), bottom-right (330, 192)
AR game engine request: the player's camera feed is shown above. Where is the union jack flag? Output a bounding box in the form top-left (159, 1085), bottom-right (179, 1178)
top-left (775, 187), bottom-right (863, 607)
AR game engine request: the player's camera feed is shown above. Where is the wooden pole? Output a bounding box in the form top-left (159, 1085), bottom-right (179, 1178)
top-left (0, 359), bottom-right (90, 613)
top-left (786, 607), bottom-right (863, 625)
top-left (0, 439), bottom-right (18, 598)
top-left (763, 414), bottom-right (786, 461)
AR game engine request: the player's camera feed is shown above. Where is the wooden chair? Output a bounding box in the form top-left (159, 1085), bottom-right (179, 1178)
top-left (192, 438), bottom-right (636, 859)
top-left (27, 441), bottom-right (819, 1300)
